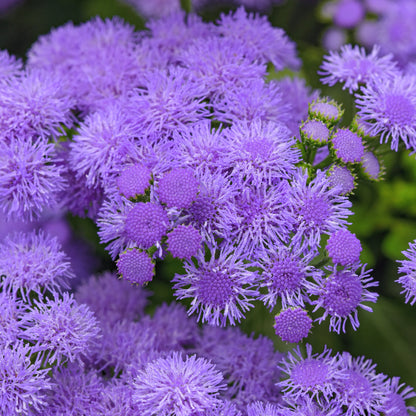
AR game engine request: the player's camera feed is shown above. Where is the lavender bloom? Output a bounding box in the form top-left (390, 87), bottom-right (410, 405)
top-left (0, 136), bottom-right (67, 221)
top-left (221, 120), bottom-right (300, 185)
top-left (362, 151), bottom-right (382, 180)
top-left (331, 128), bottom-right (364, 163)
top-left (300, 119), bottom-right (331, 145)
top-left (69, 102), bottom-right (143, 192)
top-left (123, 0), bottom-right (181, 19)
top-left (216, 7), bottom-right (300, 71)
top-left (117, 248), bottom-right (155, 285)
top-left (75, 271), bottom-right (149, 325)
top-left (335, 352), bottom-right (389, 416)
top-left (328, 165), bottom-right (356, 195)
top-left (133, 352), bottom-right (225, 416)
top-left (397, 239), bottom-right (416, 305)
top-left (0, 292), bottom-right (26, 344)
top-left (309, 98), bottom-right (344, 125)
top-left (332, 0), bottom-right (365, 29)
top-left (319, 44), bottom-right (399, 93)
top-left (20, 292), bottom-right (101, 366)
top-left (355, 74), bottom-right (416, 151)
top-left (0, 230), bottom-right (74, 300)
top-left (326, 229), bottom-right (362, 266)
top-left (117, 163), bottom-right (152, 199)
top-left (173, 242), bottom-right (259, 326)
top-left (42, 363), bottom-right (106, 416)
top-left (274, 307), bottom-right (313, 343)
top-left (246, 401), bottom-right (285, 416)
top-left (309, 265), bottom-right (379, 333)
top-left (288, 169), bottom-right (353, 250)
top-left (0, 68), bottom-right (75, 140)
top-left (278, 344), bottom-right (344, 406)
top-left (381, 376), bottom-right (416, 416)
top-left (195, 326), bottom-right (283, 408)
top-left (0, 49), bottom-right (22, 81)
top-left (0, 341), bottom-right (52, 415)
top-left (167, 225), bottom-right (202, 259)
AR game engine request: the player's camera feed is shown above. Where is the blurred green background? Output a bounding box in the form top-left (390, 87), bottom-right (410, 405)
top-left (2, 0), bottom-right (415, 400)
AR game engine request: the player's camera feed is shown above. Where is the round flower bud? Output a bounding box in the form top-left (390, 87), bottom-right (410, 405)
top-left (125, 202), bottom-right (169, 249)
top-left (117, 248), bottom-right (154, 285)
top-left (274, 308), bottom-right (312, 343)
top-left (300, 119), bottom-right (330, 145)
top-left (326, 229), bottom-right (362, 266)
top-left (309, 98), bottom-right (343, 125)
top-left (329, 165), bottom-right (355, 195)
top-left (167, 225), bottom-right (202, 259)
top-left (331, 128), bottom-right (364, 163)
top-left (158, 168), bottom-right (199, 209)
top-left (117, 164), bottom-right (152, 199)
top-left (333, 0), bottom-right (365, 29)
top-left (362, 151), bottom-right (380, 180)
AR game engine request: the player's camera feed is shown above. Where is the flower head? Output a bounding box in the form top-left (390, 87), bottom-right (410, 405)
top-left (326, 229), bottom-right (362, 266)
top-left (331, 128), bottom-right (364, 163)
top-left (117, 248), bottom-right (155, 285)
top-left (397, 239), bottom-right (416, 305)
top-left (117, 164), bottom-right (152, 199)
top-left (274, 307), bottom-right (313, 343)
top-left (167, 225), bottom-right (202, 259)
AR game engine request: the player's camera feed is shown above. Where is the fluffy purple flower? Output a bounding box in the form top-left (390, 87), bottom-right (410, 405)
top-left (326, 229), bottom-right (362, 266)
top-left (117, 164), bottom-right (152, 199)
top-left (362, 151), bottom-right (381, 180)
top-left (216, 7), bottom-right (300, 70)
top-left (69, 103), bottom-right (143, 191)
top-left (0, 292), bottom-right (26, 344)
top-left (158, 167), bottom-right (199, 209)
top-left (288, 169), bottom-right (353, 249)
top-left (0, 49), bottom-right (22, 81)
top-left (309, 265), bottom-right (379, 333)
top-left (117, 248), bottom-right (155, 285)
top-left (246, 402), bottom-right (284, 416)
top-left (397, 239), bottom-right (416, 305)
top-left (0, 230), bottom-right (74, 299)
top-left (328, 165), bottom-right (356, 195)
top-left (0, 341), bottom-right (52, 415)
top-left (167, 225), bottom-right (202, 259)
top-left (43, 363), bottom-right (106, 416)
top-left (20, 292), bottom-right (101, 365)
top-left (75, 271), bottom-right (149, 325)
top-left (196, 326), bottom-right (283, 408)
top-left (278, 344), bottom-right (344, 406)
top-left (124, 0), bottom-right (181, 19)
top-left (300, 119), bottom-right (330, 144)
top-left (221, 120), bottom-right (300, 185)
top-left (173, 242), bottom-right (259, 326)
top-left (0, 136), bottom-right (67, 221)
top-left (133, 352), bottom-right (225, 416)
top-left (381, 376), bottom-right (416, 416)
top-left (332, 0), bottom-right (365, 29)
top-left (127, 67), bottom-right (210, 138)
top-left (331, 128), bottom-right (364, 163)
top-left (319, 44), bottom-right (399, 93)
top-left (355, 74), bottom-right (416, 151)
top-left (309, 98), bottom-right (344, 126)
top-left (335, 352), bottom-right (389, 416)
top-left (0, 68), bottom-right (75, 140)
top-left (125, 202), bottom-right (169, 249)
top-left (274, 307), bottom-right (313, 343)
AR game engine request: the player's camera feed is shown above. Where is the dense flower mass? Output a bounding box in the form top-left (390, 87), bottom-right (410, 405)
top-left (1, 1), bottom-right (416, 415)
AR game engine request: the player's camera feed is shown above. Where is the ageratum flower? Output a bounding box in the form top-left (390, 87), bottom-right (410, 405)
top-left (0, 341), bottom-right (52, 416)
top-left (246, 401), bottom-right (284, 416)
top-left (0, 49), bottom-right (22, 81)
top-left (117, 163), bottom-right (152, 199)
top-left (124, 0), bottom-right (181, 19)
top-left (309, 265), bottom-right (379, 333)
top-left (20, 292), bottom-right (101, 366)
top-left (173, 242), bottom-right (259, 326)
top-left (334, 352), bottom-right (389, 416)
top-left (117, 248), bottom-right (155, 285)
top-left (355, 74), bottom-right (416, 151)
top-left (319, 44), bottom-right (399, 93)
top-left (326, 229), bottom-right (362, 266)
top-left (0, 230), bottom-right (74, 300)
top-left (397, 239), bottom-right (416, 305)
top-left (0, 136), bottom-right (67, 221)
top-left (133, 352), bottom-right (225, 416)
top-left (328, 165), bottom-right (356, 195)
top-left (167, 225), bottom-right (202, 259)
top-left (273, 307), bottom-right (313, 343)
top-left (0, 292), bottom-right (25, 344)
top-left (331, 128), bottom-right (364, 164)
top-left (380, 376), bottom-right (416, 416)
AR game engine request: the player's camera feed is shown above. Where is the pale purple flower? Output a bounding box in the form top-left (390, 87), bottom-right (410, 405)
top-left (362, 151), bottom-right (381, 180)
top-left (309, 98), bottom-right (343, 125)
top-left (0, 49), bottom-right (22, 81)
top-left (117, 164), bottom-right (152, 199)
top-left (173, 242), bottom-right (259, 326)
top-left (117, 248), bottom-right (155, 285)
top-left (328, 165), bottom-right (356, 195)
top-left (381, 376), bottom-right (416, 416)
top-left (167, 225), bottom-right (202, 259)
top-left (133, 352), bottom-right (225, 416)
top-left (124, 0), bottom-right (181, 19)
top-left (326, 229), bottom-right (362, 266)
top-left (274, 307), bottom-right (313, 343)
top-left (397, 239), bottom-right (416, 305)
top-left (331, 128), bottom-right (364, 163)
top-left (300, 119), bottom-right (331, 144)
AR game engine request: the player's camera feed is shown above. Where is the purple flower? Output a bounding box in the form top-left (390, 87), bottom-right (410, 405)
top-left (0, 292), bottom-right (26, 344)
top-left (0, 136), bottom-right (67, 221)
top-left (326, 229), bottom-right (362, 266)
top-left (0, 230), bottom-right (74, 300)
top-left (300, 119), bottom-right (331, 145)
top-left (278, 344), bottom-right (344, 406)
top-left (0, 49), bottom-right (22, 81)
top-left (319, 44), bottom-right (399, 93)
top-left (216, 7), bottom-right (300, 71)
top-left (328, 165), bottom-right (356, 195)
top-left (117, 248), bottom-right (155, 285)
top-left (355, 74), bottom-right (416, 151)
top-left (274, 307), bottom-right (313, 343)
top-left (332, 0), bottom-right (365, 29)
top-left (362, 151), bottom-right (381, 180)
top-left (133, 352), bottom-right (225, 416)
top-left (158, 167), bottom-right (199, 209)
top-left (125, 202), bottom-right (169, 249)
top-left (0, 341), bottom-right (52, 415)
top-left (75, 271), bottom-right (149, 325)
top-left (69, 102), bottom-right (143, 192)
top-left (0, 68), bottom-right (75, 140)
top-left (334, 352), bottom-right (389, 416)
top-left (246, 401), bottom-right (285, 416)
top-left (124, 0), bottom-right (181, 19)
top-left (173, 242), bottom-right (259, 326)
top-left (309, 264), bottom-right (379, 333)
top-left (195, 326), bottom-right (283, 408)
top-left (331, 128), bottom-right (364, 163)
top-left (288, 169), bottom-right (353, 250)
top-left (20, 292), bottom-right (101, 366)
top-left (221, 120), bottom-right (300, 185)
top-left (117, 163), bottom-right (152, 199)
top-left (397, 239), bottom-right (416, 305)
top-left (167, 225), bottom-right (202, 259)
top-left (381, 376), bottom-right (416, 416)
